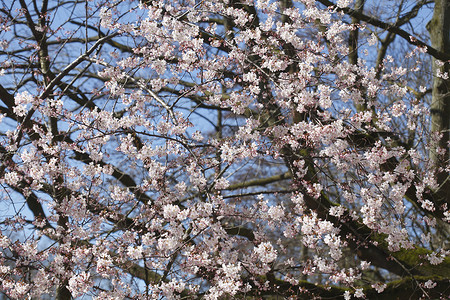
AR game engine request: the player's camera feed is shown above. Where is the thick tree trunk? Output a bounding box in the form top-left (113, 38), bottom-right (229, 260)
top-left (427, 0), bottom-right (450, 206)
top-left (56, 284), bottom-right (72, 300)
top-left (349, 0), bottom-right (367, 112)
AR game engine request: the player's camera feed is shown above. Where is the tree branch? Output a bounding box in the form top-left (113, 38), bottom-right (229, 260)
top-left (317, 0), bottom-right (450, 61)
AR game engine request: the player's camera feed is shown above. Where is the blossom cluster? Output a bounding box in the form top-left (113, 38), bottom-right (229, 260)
top-left (0, 0), bottom-right (447, 299)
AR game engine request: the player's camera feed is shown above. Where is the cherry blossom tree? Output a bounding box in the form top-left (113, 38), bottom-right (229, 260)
top-left (0, 0), bottom-right (449, 299)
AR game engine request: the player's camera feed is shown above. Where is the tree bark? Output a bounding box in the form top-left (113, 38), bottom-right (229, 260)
top-left (427, 0), bottom-right (450, 207)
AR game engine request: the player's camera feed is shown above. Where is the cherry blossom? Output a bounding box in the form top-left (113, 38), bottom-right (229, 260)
top-left (0, 0), bottom-right (448, 299)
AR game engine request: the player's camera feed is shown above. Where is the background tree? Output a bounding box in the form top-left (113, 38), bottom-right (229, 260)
top-left (0, 0), bottom-right (448, 299)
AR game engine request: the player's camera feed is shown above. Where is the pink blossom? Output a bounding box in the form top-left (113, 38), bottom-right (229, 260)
top-left (371, 282), bottom-right (387, 293)
top-left (424, 280), bottom-right (437, 289)
top-left (254, 242), bottom-right (277, 264)
top-left (354, 288), bottom-right (365, 298)
top-left (68, 272), bottom-right (92, 297)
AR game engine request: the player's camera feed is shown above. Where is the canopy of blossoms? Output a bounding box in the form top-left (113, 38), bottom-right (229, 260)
top-left (0, 0), bottom-right (448, 299)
